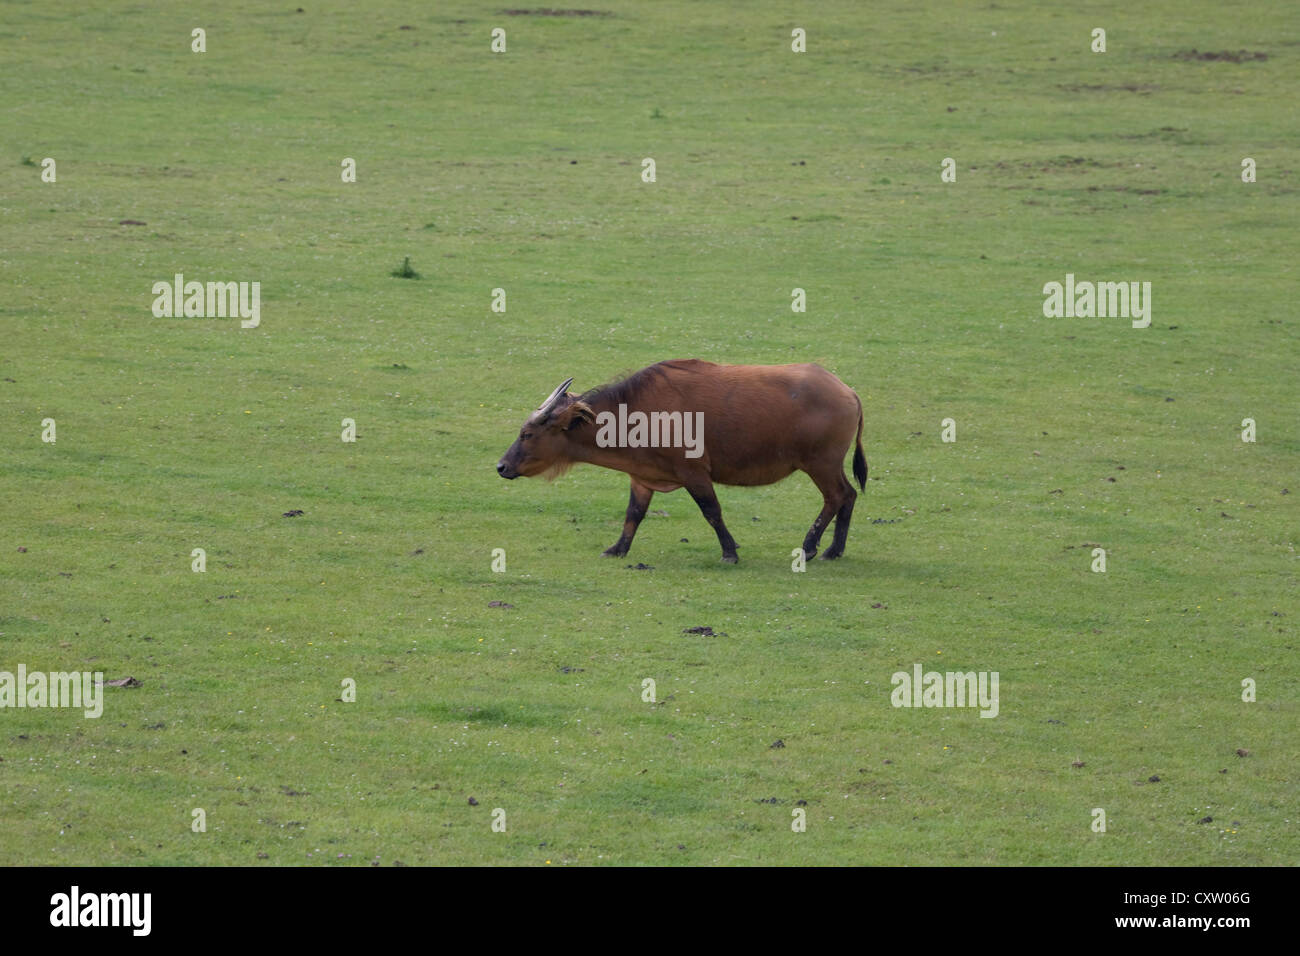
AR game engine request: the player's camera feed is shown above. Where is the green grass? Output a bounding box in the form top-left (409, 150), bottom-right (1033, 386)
top-left (0, 0), bottom-right (1295, 866)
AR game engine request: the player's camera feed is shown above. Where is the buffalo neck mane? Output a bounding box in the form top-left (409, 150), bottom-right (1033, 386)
top-left (577, 360), bottom-right (692, 413)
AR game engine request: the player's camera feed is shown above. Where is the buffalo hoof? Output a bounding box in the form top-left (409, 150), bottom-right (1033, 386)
top-left (721, 553), bottom-right (739, 564)
top-left (819, 549), bottom-right (843, 560)
top-left (801, 547), bottom-right (818, 560)
top-left (602, 547), bottom-right (627, 558)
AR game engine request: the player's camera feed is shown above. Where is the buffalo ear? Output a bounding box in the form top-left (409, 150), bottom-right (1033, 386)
top-left (564, 401), bottom-right (596, 430)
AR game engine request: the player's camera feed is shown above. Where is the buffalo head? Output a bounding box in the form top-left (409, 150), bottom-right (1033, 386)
top-left (496, 377), bottom-right (596, 479)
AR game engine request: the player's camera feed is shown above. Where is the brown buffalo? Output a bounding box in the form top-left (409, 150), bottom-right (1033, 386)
top-left (496, 359), bottom-right (867, 563)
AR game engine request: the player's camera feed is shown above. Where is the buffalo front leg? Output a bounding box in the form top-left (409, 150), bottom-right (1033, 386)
top-left (687, 482), bottom-right (740, 564)
top-left (603, 479), bottom-right (654, 557)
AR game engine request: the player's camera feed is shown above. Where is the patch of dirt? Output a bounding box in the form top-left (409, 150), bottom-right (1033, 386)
top-left (501, 8), bottom-right (611, 15)
top-left (1057, 83), bottom-right (1157, 94)
top-left (1173, 49), bottom-right (1266, 62)
top-left (682, 625), bottom-right (724, 636)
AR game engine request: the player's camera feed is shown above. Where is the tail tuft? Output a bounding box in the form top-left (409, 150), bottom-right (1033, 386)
top-left (852, 397), bottom-right (868, 490)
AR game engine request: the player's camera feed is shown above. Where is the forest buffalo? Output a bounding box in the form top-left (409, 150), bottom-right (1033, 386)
top-left (496, 359), bottom-right (867, 564)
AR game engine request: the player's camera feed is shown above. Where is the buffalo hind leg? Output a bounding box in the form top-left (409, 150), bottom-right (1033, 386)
top-left (820, 474), bottom-right (857, 560)
top-left (603, 479), bottom-right (654, 557)
top-left (801, 464), bottom-right (852, 561)
top-left (799, 498), bottom-right (839, 561)
top-left (687, 482), bottom-right (739, 564)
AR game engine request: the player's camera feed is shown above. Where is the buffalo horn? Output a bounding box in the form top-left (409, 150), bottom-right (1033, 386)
top-left (535, 377), bottom-right (574, 419)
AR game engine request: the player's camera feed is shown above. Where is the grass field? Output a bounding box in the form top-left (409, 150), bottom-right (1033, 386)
top-left (1, 1), bottom-right (1296, 865)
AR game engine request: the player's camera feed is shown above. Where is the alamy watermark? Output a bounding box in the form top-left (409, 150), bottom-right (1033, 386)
top-left (1042, 274), bottom-right (1151, 328)
top-left (152, 273), bottom-right (260, 328)
top-left (0, 666), bottom-right (103, 718)
top-left (594, 405), bottom-right (704, 459)
top-left (50, 886), bottom-right (150, 935)
top-left (890, 664), bottom-right (999, 718)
